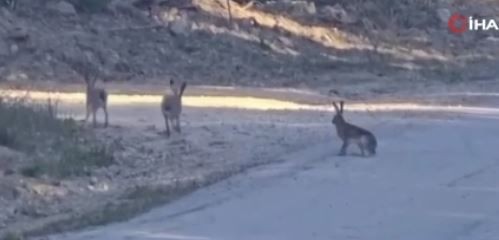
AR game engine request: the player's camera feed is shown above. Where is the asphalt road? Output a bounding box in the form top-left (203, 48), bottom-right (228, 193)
top-left (47, 110), bottom-right (499, 240)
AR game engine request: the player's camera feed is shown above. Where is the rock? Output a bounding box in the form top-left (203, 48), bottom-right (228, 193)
top-left (0, 40), bottom-right (9, 56)
top-left (89, 177), bottom-right (98, 186)
top-left (48, 1), bottom-right (77, 15)
top-left (238, 17), bottom-right (258, 29)
top-left (165, 7), bottom-right (180, 22)
top-left (108, 0), bottom-right (128, 12)
top-left (9, 44), bottom-right (18, 54)
top-left (278, 36), bottom-right (293, 47)
top-left (320, 4), bottom-right (357, 24)
top-left (168, 14), bottom-right (191, 36)
top-left (88, 182), bottom-right (109, 192)
top-left (7, 27), bottom-right (29, 43)
top-left (290, 1), bottom-right (316, 16)
top-left (132, 0), bottom-right (154, 10)
top-left (306, 2), bottom-right (317, 15)
top-left (486, 36), bottom-right (499, 42)
top-left (1, 232), bottom-right (23, 240)
top-left (0, 181), bottom-right (20, 201)
top-left (0, 146), bottom-right (24, 170)
top-left (6, 72), bottom-right (29, 82)
top-left (437, 8), bottom-right (451, 24)
top-left (27, 182), bottom-right (68, 199)
top-left (100, 50), bottom-right (121, 67)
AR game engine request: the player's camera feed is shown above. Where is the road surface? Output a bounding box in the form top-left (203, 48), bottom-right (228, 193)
top-left (46, 106), bottom-right (499, 240)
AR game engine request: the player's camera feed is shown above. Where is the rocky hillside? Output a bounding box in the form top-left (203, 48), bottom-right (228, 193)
top-left (0, 0), bottom-right (498, 92)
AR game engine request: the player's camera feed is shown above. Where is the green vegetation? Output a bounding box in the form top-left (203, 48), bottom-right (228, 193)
top-left (70, 0), bottom-right (111, 13)
top-left (0, 96), bottom-right (114, 179)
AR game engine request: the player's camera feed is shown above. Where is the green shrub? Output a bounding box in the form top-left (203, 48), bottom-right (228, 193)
top-left (0, 96), bottom-right (114, 179)
top-left (1, 232), bottom-right (23, 240)
top-left (71, 0), bottom-right (111, 13)
top-left (0, 97), bottom-right (71, 153)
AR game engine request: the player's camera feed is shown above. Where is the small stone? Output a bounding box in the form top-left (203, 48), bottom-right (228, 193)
top-left (0, 40), bottom-right (9, 56)
top-left (89, 177), bottom-right (98, 185)
top-left (290, 1), bottom-right (316, 16)
top-left (320, 4), bottom-right (357, 24)
top-left (10, 44), bottom-right (18, 54)
top-left (7, 27), bottom-right (30, 43)
top-left (169, 17), bottom-right (190, 36)
top-left (437, 8), bottom-right (451, 24)
top-left (48, 1), bottom-right (77, 15)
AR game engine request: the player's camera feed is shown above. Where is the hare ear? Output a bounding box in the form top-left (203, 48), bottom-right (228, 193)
top-left (83, 73), bottom-right (91, 85)
top-left (169, 79), bottom-right (176, 92)
top-left (180, 82), bottom-right (187, 91)
top-left (340, 101), bottom-right (344, 113)
top-left (332, 102), bottom-right (340, 113)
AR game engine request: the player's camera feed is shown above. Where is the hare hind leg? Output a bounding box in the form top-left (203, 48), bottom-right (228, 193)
top-left (174, 117), bottom-right (181, 133)
top-left (103, 106), bottom-right (109, 128)
top-left (163, 115), bottom-right (171, 137)
top-left (85, 105), bottom-right (91, 123)
top-left (359, 136), bottom-right (376, 157)
top-left (367, 142), bottom-right (376, 156)
top-left (357, 142), bottom-right (366, 157)
top-left (338, 141), bottom-right (348, 156)
top-left (92, 108), bottom-right (97, 128)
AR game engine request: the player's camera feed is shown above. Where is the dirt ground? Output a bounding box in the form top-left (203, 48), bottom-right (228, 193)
top-left (45, 108), bottom-right (499, 240)
top-left (2, 82), bottom-right (499, 238)
top-left (0, 86), bottom-right (332, 237)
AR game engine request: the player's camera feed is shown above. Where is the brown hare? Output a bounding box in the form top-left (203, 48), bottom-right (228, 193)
top-left (332, 101), bottom-right (377, 157)
top-left (84, 74), bottom-right (108, 128)
top-left (161, 79), bottom-right (187, 137)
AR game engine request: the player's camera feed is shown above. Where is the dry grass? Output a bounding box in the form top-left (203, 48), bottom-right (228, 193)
top-left (0, 95), bottom-right (114, 179)
top-left (193, 0), bottom-right (449, 62)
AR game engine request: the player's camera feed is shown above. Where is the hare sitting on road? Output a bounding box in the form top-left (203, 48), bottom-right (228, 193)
top-left (331, 101), bottom-right (377, 157)
top-left (161, 79), bottom-right (187, 137)
top-left (84, 74), bottom-right (108, 128)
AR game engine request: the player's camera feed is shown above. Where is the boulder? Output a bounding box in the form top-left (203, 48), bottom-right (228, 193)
top-left (290, 1), bottom-right (316, 16)
top-left (0, 40), bottom-right (9, 56)
top-left (48, 1), bottom-right (78, 15)
top-left (437, 8), bottom-right (451, 24)
top-left (320, 4), bottom-right (357, 24)
top-left (168, 14), bottom-right (191, 36)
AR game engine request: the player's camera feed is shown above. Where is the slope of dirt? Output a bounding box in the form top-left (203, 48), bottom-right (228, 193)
top-left (0, 0), bottom-right (498, 94)
top-left (45, 113), bottom-right (499, 240)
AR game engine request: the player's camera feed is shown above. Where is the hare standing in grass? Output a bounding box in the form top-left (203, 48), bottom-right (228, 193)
top-left (84, 74), bottom-right (108, 128)
top-left (161, 79), bottom-right (187, 137)
top-left (332, 101), bottom-right (377, 157)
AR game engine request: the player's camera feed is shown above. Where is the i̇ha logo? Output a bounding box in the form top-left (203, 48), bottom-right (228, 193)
top-left (448, 13), bottom-right (499, 34)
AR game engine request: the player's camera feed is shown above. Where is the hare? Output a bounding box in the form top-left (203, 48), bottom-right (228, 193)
top-left (161, 79), bottom-right (187, 137)
top-left (332, 101), bottom-right (377, 157)
top-left (84, 75), bottom-right (108, 128)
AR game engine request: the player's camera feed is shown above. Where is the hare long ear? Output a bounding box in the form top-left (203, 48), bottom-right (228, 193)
top-left (91, 76), bottom-right (98, 87)
top-left (340, 101), bottom-right (344, 113)
top-left (169, 78), bottom-right (175, 92)
top-left (179, 82), bottom-right (187, 96)
top-left (83, 73), bottom-right (92, 86)
top-left (332, 102), bottom-right (340, 113)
